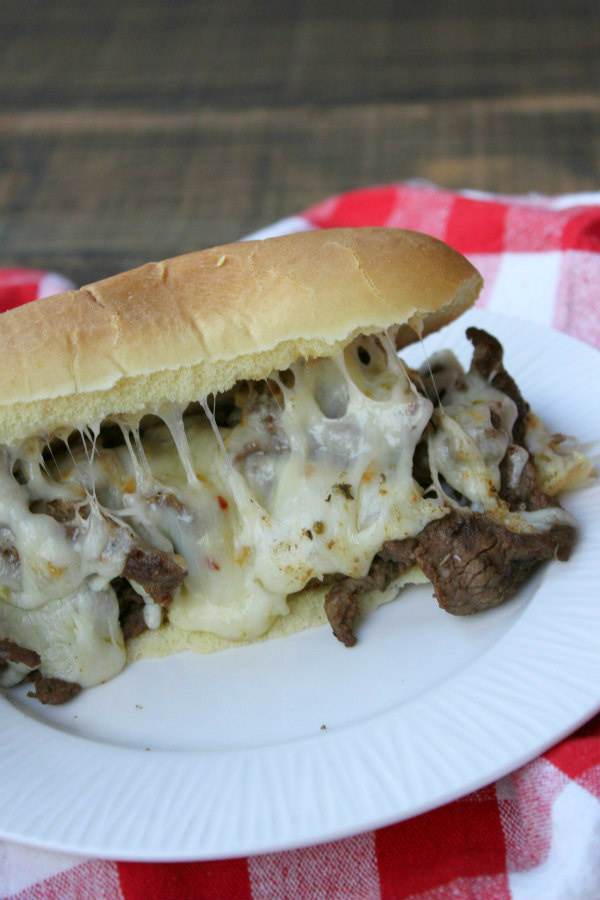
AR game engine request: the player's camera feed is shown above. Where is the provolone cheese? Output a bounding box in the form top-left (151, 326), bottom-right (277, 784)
top-left (0, 333), bottom-right (585, 690)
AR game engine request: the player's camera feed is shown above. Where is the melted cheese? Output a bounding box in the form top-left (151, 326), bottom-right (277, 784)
top-left (162, 335), bottom-right (443, 638)
top-left (421, 351), bottom-right (576, 534)
top-left (0, 333), bottom-right (580, 689)
top-left (525, 411), bottom-right (595, 495)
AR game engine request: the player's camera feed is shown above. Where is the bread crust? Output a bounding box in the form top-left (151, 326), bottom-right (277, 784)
top-left (0, 228), bottom-right (482, 442)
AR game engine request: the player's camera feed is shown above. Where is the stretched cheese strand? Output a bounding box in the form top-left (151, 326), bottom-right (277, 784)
top-left (0, 333), bottom-right (578, 689)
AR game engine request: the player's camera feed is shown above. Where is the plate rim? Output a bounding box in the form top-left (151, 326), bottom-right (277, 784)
top-left (1, 310), bottom-right (599, 861)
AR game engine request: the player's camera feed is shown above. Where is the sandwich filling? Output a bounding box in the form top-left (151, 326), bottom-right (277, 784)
top-left (0, 328), bottom-right (585, 703)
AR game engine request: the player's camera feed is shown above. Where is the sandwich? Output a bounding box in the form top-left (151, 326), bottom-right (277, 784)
top-left (0, 228), bottom-right (591, 704)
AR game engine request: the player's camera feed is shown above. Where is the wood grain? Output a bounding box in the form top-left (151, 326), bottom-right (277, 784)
top-left (0, 0), bottom-right (598, 284)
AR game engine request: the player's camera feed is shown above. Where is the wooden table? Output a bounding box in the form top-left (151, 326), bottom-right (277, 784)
top-left (1, 0), bottom-right (599, 286)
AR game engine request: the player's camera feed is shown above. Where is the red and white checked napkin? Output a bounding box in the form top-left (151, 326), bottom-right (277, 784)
top-left (1, 184), bottom-right (600, 900)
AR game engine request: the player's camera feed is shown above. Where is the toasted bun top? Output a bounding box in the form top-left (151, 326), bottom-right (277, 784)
top-left (0, 228), bottom-right (482, 443)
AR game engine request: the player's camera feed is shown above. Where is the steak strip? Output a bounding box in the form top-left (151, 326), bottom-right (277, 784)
top-left (122, 545), bottom-right (187, 607)
top-left (0, 640), bottom-right (80, 703)
top-left (466, 327), bottom-right (530, 446)
top-left (499, 455), bottom-right (559, 512)
top-left (324, 538), bottom-right (418, 646)
top-left (415, 511), bottom-right (575, 616)
top-left (27, 671), bottom-right (82, 705)
top-left (113, 577), bottom-right (150, 640)
top-left (0, 638), bottom-right (41, 671)
top-left (325, 512), bottom-right (576, 644)
top-left (465, 329), bottom-right (562, 514)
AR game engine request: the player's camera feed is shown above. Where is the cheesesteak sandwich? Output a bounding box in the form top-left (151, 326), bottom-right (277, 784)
top-left (0, 228), bottom-right (591, 704)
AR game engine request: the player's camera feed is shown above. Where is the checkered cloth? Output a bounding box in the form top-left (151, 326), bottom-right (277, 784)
top-left (1, 184), bottom-right (600, 900)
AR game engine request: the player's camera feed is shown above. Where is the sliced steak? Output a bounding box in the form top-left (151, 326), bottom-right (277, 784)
top-left (113, 577), bottom-right (149, 640)
top-left (27, 673), bottom-right (81, 705)
top-left (44, 498), bottom-right (79, 523)
top-left (148, 491), bottom-right (189, 516)
top-left (31, 497), bottom-right (91, 542)
top-left (415, 510), bottom-right (575, 615)
top-left (122, 545), bottom-right (187, 607)
top-left (233, 379), bottom-right (289, 463)
top-left (466, 329), bottom-right (568, 517)
top-left (324, 537), bottom-right (418, 646)
top-left (1, 641), bottom-right (79, 704)
top-left (0, 638), bottom-right (41, 671)
top-left (241, 379), bottom-right (284, 424)
top-left (369, 538), bottom-right (419, 591)
top-left (499, 454), bottom-right (558, 512)
top-left (466, 327), bottom-right (530, 446)
top-left (233, 436), bottom-right (288, 465)
top-left (324, 578), bottom-right (364, 647)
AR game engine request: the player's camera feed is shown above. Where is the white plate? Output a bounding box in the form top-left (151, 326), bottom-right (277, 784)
top-left (1, 311), bottom-right (599, 861)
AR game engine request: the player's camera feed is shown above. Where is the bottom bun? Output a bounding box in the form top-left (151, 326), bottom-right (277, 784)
top-left (126, 566), bottom-right (429, 661)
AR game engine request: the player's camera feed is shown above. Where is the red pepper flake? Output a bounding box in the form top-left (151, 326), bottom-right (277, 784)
top-left (207, 558), bottom-right (221, 571)
top-left (217, 495), bottom-right (228, 510)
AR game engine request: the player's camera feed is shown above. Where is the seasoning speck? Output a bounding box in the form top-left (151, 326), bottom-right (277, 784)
top-left (216, 255), bottom-right (227, 267)
top-left (334, 483), bottom-right (354, 500)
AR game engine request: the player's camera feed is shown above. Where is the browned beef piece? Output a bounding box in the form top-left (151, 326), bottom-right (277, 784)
top-left (369, 538), bottom-right (419, 590)
top-left (1, 641), bottom-right (80, 704)
top-left (233, 381), bottom-right (288, 461)
top-left (415, 510), bottom-right (575, 615)
top-left (36, 498), bottom-right (91, 524)
top-left (27, 673), bottom-right (81, 705)
top-left (122, 546), bottom-right (187, 607)
top-left (0, 638), bottom-right (41, 670)
top-left (148, 491), bottom-right (189, 515)
top-left (233, 380), bottom-right (289, 464)
top-left (499, 453), bottom-right (558, 512)
top-left (324, 579), bottom-right (364, 647)
top-left (234, 436), bottom-right (288, 465)
top-left (466, 328), bottom-right (570, 517)
top-left (466, 327), bottom-right (530, 446)
top-left (324, 538), bottom-right (419, 646)
top-left (43, 498), bottom-right (79, 523)
top-left (31, 497), bottom-right (91, 543)
top-left (112, 577), bottom-right (149, 640)
top-left (241, 379), bottom-right (284, 423)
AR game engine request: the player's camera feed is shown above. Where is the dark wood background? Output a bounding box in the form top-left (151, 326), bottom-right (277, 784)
top-left (1, 0), bottom-right (599, 286)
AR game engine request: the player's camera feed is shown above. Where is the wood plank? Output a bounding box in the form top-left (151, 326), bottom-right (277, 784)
top-left (1, 98), bottom-right (598, 285)
top-left (0, 0), bottom-right (598, 110)
top-left (1, 0), bottom-right (598, 284)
